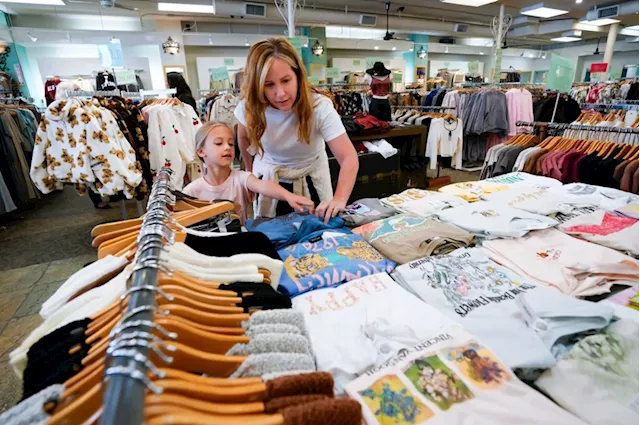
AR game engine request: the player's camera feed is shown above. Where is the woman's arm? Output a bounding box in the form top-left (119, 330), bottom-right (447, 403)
top-left (316, 133), bottom-right (359, 223)
top-left (236, 123), bottom-right (254, 172)
top-left (246, 174), bottom-right (315, 213)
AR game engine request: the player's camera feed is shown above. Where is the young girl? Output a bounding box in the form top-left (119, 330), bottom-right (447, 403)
top-left (182, 121), bottom-right (314, 223)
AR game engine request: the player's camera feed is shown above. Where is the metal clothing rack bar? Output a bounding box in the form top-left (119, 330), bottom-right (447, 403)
top-left (66, 89), bottom-right (121, 98)
top-left (393, 105), bottom-right (455, 110)
top-left (100, 168), bottom-right (173, 425)
top-left (140, 89), bottom-right (177, 100)
top-left (315, 83), bottom-right (370, 88)
top-left (516, 121), bottom-right (640, 134)
top-left (580, 103), bottom-right (639, 110)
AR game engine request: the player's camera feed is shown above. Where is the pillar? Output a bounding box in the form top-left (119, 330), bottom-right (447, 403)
top-left (603, 22), bottom-right (619, 68)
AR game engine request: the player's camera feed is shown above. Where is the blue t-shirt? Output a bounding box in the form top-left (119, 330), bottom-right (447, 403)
top-left (277, 233), bottom-right (396, 297)
top-left (247, 212), bottom-right (350, 249)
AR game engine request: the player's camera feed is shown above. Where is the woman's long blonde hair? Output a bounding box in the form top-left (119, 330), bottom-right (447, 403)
top-left (241, 37), bottom-right (316, 155)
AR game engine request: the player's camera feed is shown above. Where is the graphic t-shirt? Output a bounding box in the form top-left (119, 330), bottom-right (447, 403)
top-left (353, 214), bottom-right (474, 264)
top-left (535, 319), bottom-right (638, 425)
top-left (483, 229), bottom-right (639, 297)
top-left (381, 189), bottom-right (468, 217)
top-left (291, 273), bottom-right (455, 393)
top-left (391, 248), bottom-right (613, 370)
top-left (435, 202), bottom-right (558, 238)
top-left (345, 325), bottom-right (588, 425)
top-left (484, 172), bottom-right (563, 188)
top-left (559, 210), bottom-right (639, 257)
top-left (550, 183), bottom-right (638, 212)
top-left (340, 198), bottom-right (398, 227)
top-left (277, 234), bottom-right (395, 297)
top-left (481, 185), bottom-right (601, 216)
top-left (438, 181), bottom-right (508, 202)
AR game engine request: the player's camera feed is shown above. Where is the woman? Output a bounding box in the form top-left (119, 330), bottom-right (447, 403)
top-left (235, 37), bottom-right (358, 223)
top-left (167, 72), bottom-right (197, 111)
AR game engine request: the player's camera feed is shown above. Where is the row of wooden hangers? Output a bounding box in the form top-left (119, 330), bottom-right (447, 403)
top-left (138, 97), bottom-right (183, 108)
top-left (575, 110), bottom-right (639, 128)
top-left (507, 132), bottom-right (639, 160)
top-left (46, 195), bottom-right (340, 425)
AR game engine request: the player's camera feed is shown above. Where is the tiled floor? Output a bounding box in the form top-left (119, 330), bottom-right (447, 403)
top-left (0, 168), bottom-right (481, 413)
top-left (0, 186), bottom-right (142, 413)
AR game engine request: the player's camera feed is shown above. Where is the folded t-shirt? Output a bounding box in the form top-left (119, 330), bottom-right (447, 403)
top-left (353, 214), bottom-right (474, 264)
top-left (247, 212), bottom-right (349, 249)
top-left (559, 210), bottom-right (639, 257)
top-left (340, 198), bottom-right (397, 227)
top-left (381, 189), bottom-right (468, 217)
top-left (435, 201), bottom-right (558, 238)
top-left (277, 233), bottom-right (395, 297)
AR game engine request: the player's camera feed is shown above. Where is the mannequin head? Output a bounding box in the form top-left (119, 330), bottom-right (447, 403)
top-left (242, 37), bottom-right (315, 154)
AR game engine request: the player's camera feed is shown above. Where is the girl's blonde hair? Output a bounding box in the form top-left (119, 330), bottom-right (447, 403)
top-left (195, 121), bottom-right (234, 162)
top-left (241, 37), bottom-right (318, 155)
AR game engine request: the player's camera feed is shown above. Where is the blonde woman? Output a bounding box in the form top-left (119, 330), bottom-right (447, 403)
top-left (235, 37), bottom-right (358, 223)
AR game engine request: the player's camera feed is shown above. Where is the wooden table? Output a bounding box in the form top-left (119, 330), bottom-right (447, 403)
top-left (349, 125), bottom-right (427, 157)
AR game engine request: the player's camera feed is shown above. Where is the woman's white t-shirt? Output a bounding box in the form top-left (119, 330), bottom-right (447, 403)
top-left (234, 93), bottom-right (346, 168)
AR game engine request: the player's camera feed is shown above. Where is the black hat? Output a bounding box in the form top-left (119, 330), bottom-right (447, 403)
top-left (366, 61), bottom-right (391, 77)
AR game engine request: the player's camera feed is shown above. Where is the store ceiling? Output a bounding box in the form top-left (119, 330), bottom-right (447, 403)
top-left (1, 0), bottom-right (638, 46)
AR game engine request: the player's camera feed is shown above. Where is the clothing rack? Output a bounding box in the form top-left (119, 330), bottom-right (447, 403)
top-left (200, 88), bottom-right (241, 94)
top-left (516, 121), bottom-right (640, 134)
top-left (315, 83), bottom-right (370, 88)
top-left (100, 168), bottom-right (172, 425)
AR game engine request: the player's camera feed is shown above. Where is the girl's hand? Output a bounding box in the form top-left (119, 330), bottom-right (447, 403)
top-left (286, 193), bottom-right (315, 214)
top-left (316, 197), bottom-right (347, 224)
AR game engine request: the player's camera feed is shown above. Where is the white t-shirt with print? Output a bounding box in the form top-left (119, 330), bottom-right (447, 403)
top-left (381, 189), bottom-right (468, 217)
top-left (435, 201), bottom-right (558, 238)
top-left (391, 248), bottom-right (613, 370)
top-left (291, 273), bottom-right (455, 393)
top-left (234, 93), bottom-right (346, 169)
top-left (345, 324), bottom-right (588, 425)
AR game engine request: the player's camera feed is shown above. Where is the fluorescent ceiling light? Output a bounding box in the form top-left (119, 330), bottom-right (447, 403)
top-left (551, 36), bottom-right (581, 42)
top-left (158, 2), bottom-right (214, 13)
top-left (440, 0), bottom-right (498, 6)
top-left (521, 3), bottom-right (568, 18)
top-left (580, 18), bottom-right (621, 26)
top-left (626, 25), bottom-right (639, 30)
top-left (0, 0), bottom-right (64, 4)
top-left (621, 27), bottom-right (639, 36)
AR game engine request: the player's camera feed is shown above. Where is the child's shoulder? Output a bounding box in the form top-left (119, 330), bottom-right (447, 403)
top-left (231, 169), bottom-right (254, 180)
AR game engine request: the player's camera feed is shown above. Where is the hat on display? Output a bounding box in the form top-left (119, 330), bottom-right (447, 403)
top-left (366, 62), bottom-right (391, 77)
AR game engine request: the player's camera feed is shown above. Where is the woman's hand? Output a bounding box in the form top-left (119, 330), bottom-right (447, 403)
top-left (286, 193), bottom-right (315, 214)
top-left (316, 197), bottom-right (347, 224)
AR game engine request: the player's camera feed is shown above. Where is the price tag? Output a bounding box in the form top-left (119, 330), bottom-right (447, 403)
top-left (325, 67), bottom-right (340, 79)
top-left (391, 72), bottom-right (403, 83)
top-left (210, 67), bottom-right (229, 82)
top-left (224, 58), bottom-right (235, 66)
top-left (308, 76), bottom-right (320, 85)
top-left (468, 61), bottom-right (479, 75)
top-left (546, 54), bottom-right (576, 93)
top-left (115, 69), bottom-right (136, 85)
top-left (353, 59), bottom-right (361, 66)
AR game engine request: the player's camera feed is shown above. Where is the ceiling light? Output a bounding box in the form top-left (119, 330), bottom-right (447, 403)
top-left (620, 27), bottom-right (639, 36)
top-left (27, 31), bottom-right (37, 42)
top-left (575, 0), bottom-right (582, 3)
top-left (417, 45), bottom-right (427, 59)
top-left (392, 46), bottom-right (396, 51)
top-left (374, 45), bottom-right (379, 50)
top-left (312, 40), bottom-right (324, 56)
top-left (409, 47), bottom-right (414, 51)
top-left (208, 35), bottom-right (213, 45)
top-left (445, 46), bottom-right (449, 53)
top-left (110, 36), bottom-right (120, 44)
top-left (244, 38), bottom-right (250, 47)
top-left (440, 0), bottom-right (497, 6)
top-left (0, 0), bottom-right (64, 4)
top-left (542, 53), bottom-right (547, 58)
top-left (580, 18), bottom-right (621, 26)
top-left (162, 36), bottom-right (180, 55)
top-left (551, 36), bottom-right (581, 42)
top-left (158, 2), bottom-right (214, 13)
top-left (521, 3), bottom-right (568, 18)
top-left (479, 51), bottom-right (484, 55)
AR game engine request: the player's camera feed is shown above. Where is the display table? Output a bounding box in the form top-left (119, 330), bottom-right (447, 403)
top-left (328, 125), bottom-right (428, 202)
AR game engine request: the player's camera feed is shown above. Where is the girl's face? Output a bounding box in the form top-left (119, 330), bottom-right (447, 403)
top-left (264, 58), bottom-right (298, 111)
top-left (197, 126), bottom-right (235, 168)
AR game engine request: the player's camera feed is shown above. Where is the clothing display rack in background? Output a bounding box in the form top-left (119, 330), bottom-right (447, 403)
top-left (516, 121), bottom-right (640, 135)
top-left (139, 89), bottom-right (176, 100)
top-left (99, 168), bottom-right (171, 425)
top-left (65, 90), bottom-right (122, 99)
top-left (580, 103), bottom-right (640, 110)
top-left (198, 89), bottom-right (240, 125)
